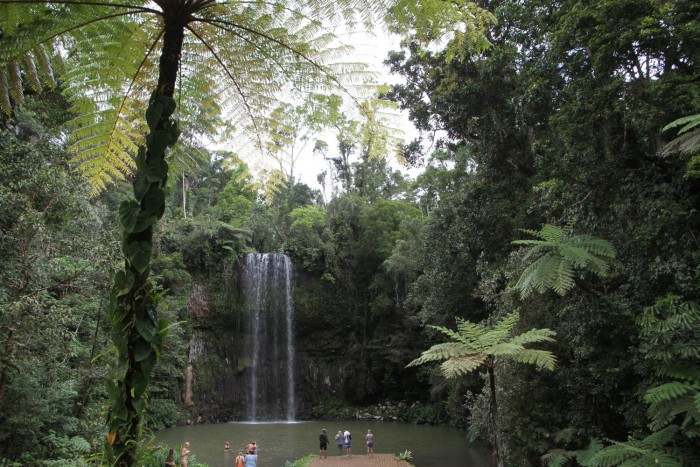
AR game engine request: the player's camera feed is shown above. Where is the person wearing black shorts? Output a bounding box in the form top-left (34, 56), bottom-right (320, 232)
top-left (319, 428), bottom-right (328, 459)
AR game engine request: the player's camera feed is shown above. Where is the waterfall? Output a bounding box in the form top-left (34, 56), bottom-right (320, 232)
top-left (240, 253), bottom-right (296, 421)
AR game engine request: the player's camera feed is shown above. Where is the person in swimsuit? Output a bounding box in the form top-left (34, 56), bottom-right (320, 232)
top-left (235, 451), bottom-right (246, 467)
top-left (181, 442), bottom-right (190, 467)
top-left (245, 441), bottom-right (257, 454)
top-left (366, 429), bottom-right (374, 457)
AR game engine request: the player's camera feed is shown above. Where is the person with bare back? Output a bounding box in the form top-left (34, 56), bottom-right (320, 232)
top-left (181, 442), bottom-right (190, 467)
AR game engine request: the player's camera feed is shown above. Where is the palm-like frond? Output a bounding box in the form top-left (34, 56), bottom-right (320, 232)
top-left (439, 354), bottom-right (488, 378)
top-left (408, 312), bottom-right (556, 375)
top-left (541, 438), bottom-right (604, 467)
top-left (0, 0), bottom-right (391, 191)
top-left (585, 426), bottom-right (683, 467)
top-left (406, 342), bottom-right (481, 367)
top-left (0, 4), bottom-right (58, 114)
top-left (508, 348), bottom-right (557, 371)
top-left (638, 296), bottom-right (700, 435)
top-left (662, 115), bottom-right (700, 179)
top-left (513, 224), bottom-right (616, 298)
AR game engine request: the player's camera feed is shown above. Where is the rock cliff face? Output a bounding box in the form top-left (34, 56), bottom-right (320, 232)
top-left (181, 253), bottom-right (377, 424)
top-left (183, 253), bottom-right (344, 422)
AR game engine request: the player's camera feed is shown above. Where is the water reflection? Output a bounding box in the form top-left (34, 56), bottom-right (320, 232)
top-left (155, 420), bottom-right (492, 466)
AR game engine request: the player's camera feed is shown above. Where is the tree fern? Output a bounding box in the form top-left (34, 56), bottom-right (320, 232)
top-left (408, 312), bottom-right (556, 467)
top-left (512, 224), bottom-right (617, 298)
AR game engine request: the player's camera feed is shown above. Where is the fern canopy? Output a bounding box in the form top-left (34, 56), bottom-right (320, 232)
top-left (0, 0), bottom-right (385, 192)
top-left (512, 224), bottom-right (617, 298)
top-left (407, 312), bottom-right (557, 377)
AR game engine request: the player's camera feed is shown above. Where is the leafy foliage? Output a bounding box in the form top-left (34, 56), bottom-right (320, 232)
top-left (639, 296), bottom-right (700, 437)
top-left (513, 224), bottom-right (617, 298)
top-left (408, 312), bottom-right (555, 466)
top-left (662, 114), bottom-right (700, 178)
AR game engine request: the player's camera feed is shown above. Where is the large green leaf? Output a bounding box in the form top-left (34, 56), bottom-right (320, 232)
top-left (125, 241), bottom-right (152, 274)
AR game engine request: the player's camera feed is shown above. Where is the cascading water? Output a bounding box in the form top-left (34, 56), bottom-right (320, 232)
top-left (240, 253), bottom-right (296, 421)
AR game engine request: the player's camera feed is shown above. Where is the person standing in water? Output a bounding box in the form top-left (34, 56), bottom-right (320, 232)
top-left (366, 429), bottom-right (374, 457)
top-left (235, 451), bottom-right (245, 467)
top-left (244, 449), bottom-right (257, 467)
top-left (335, 430), bottom-right (344, 457)
top-left (181, 442), bottom-right (190, 467)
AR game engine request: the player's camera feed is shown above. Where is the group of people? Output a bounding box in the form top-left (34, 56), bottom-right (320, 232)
top-left (228, 440), bottom-right (258, 467)
top-left (319, 428), bottom-right (374, 459)
top-left (164, 439), bottom-right (258, 467)
top-left (163, 442), bottom-right (190, 467)
top-left (166, 429), bottom-right (378, 465)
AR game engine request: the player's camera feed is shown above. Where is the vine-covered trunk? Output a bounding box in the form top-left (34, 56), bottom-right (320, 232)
top-left (105, 14), bottom-right (184, 465)
top-left (487, 363), bottom-right (503, 467)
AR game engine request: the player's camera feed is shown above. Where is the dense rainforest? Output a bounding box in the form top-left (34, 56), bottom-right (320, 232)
top-left (1, 0), bottom-right (699, 465)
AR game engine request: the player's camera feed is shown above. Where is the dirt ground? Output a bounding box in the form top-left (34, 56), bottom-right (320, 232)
top-left (309, 453), bottom-right (413, 467)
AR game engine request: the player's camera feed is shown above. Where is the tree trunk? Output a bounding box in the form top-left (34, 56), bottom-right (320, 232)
top-left (487, 362), bottom-right (503, 467)
top-left (106, 13), bottom-right (184, 465)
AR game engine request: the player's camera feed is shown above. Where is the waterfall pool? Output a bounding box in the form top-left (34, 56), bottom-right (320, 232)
top-left (154, 419), bottom-right (493, 466)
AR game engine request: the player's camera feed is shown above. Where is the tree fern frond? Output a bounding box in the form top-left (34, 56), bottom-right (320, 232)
top-left (663, 114), bottom-right (700, 134)
top-left (489, 342), bottom-right (525, 357)
top-left (659, 365), bottom-right (700, 382)
top-left (586, 443), bottom-right (643, 466)
top-left (7, 58), bottom-right (23, 107)
top-left (551, 256), bottom-right (575, 296)
top-left (455, 317), bottom-right (486, 343)
top-left (490, 311), bottom-right (519, 338)
top-left (589, 444), bottom-right (682, 466)
top-left (645, 382), bottom-right (694, 405)
top-left (539, 224), bottom-right (568, 243)
top-left (639, 425), bottom-right (679, 449)
top-left (21, 51), bottom-right (42, 93)
top-left (428, 323), bottom-right (473, 345)
top-left (440, 354), bottom-right (487, 378)
top-left (568, 235), bottom-right (617, 258)
top-left (509, 348), bottom-right (557, 371)
top-left (513, 224), bottom-right (616, 298)
top-left (33, 44), bottom-right (56, 88)
top-left (541, 449), bottom-right (573, 467)
top-left (535, 254), bottom-right (565, 295)
top-left (515, 254), bottom-right (551, 298)
top-left (407, 342), bottom-right (479, 368)
top-left (571, 438), bottom-right (605, 466)
top-left (510, 328), bottom-right (557, 346)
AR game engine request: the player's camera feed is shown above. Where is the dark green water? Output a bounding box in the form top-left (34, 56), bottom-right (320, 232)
top-left (155, 420), bottom-right (492, 466)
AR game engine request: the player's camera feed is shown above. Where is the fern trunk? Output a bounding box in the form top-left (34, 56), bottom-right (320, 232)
top-left (487, 362), bottom-right (503, 467)
top-left (105, 14), bottom-right (184, 466)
